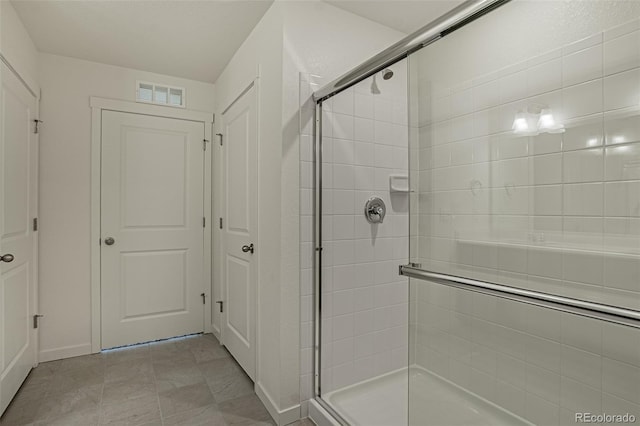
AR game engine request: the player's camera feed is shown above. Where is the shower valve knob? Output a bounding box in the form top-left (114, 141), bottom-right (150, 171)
top-left (364, 197), bottom-right (386, 224)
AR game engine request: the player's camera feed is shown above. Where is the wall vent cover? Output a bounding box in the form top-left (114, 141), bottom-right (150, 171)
top-left (136, 81), bottom-right (185, 108)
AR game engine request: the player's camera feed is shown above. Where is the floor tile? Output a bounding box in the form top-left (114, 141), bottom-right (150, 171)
top-left (154, 359), bottom-right (206, 392)
top-left (36, 384), bottom-right (103, 424)
top-left (198, 357), bottom-right (242, 383)
top-left (163, 404), bottom-right (226, 426)
top-left (291, 420), bottom-right (316, 426)
top-left (102, 375), bottom-right (156, 405)
top-left (0, 334), bottom-right (285, 426)
top-left (105, 359), bottom-right (154, 383)
top-left (159, 382), bottom-right (216, 418)
top-left (218, 394), bottom-right (275, 426)
top-left (34, 406), bottom-right (100, 426)
top-left (99, 394), bottom-right (161, 425)
top-left (207, 366), bottom-right (254, 404)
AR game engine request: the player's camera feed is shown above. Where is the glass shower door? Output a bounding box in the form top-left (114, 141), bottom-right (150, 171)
top-left (407, 1), bottom-right (640, 425)
top-left (316, 59), bottom-right (411, 425)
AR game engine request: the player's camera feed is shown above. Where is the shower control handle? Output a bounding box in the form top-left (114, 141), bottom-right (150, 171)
top-left (364, 197), bottom-right (386, 224)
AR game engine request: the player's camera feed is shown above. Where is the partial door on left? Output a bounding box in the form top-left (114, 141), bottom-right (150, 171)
top-left (0, 62), bottom-right (39, 416)
top-left (100, 111), bottom-right (205, 349)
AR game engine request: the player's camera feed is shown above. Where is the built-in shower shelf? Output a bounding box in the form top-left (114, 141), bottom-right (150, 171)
top-left (389, 174), bottom-right (410, 193)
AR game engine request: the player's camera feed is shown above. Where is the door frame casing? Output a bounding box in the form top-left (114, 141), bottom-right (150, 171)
top-left (89, 96), bottom-right (214, 353)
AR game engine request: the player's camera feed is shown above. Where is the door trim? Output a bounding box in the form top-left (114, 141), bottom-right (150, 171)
top-left (90, 96), bottom-right (214, 353)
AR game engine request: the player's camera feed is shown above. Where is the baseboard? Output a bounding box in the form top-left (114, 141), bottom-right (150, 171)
top-left (212, 325), bottom-right (221, 342)
top-left (255, 381), bottom-right (301, 425)
top-left (38, 343), bottom-right (92, 363)
top-left (309, 399), bottom-right (340, 426)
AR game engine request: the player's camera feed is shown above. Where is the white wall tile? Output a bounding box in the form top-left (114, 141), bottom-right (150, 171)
top-left (333, 89), bottom-right (354, 115)
top-left (354, 117), bottom-right (374, 142)
top-left (563, 115), bottom-right (604, 151)
top-left (530, 153), bottom-right (562, 185)
top-left (605, 143), bottom-right (640, 181)
top-left (500, 70), bottom-right (528, 104)
top-left (531, 185), bottom-right (563, 216)
top-left (603, 357), bottom-right (640, 405)
top-left (563, 148), bottom-right (604, 183)
top-left (604, 181), bottom-right (640, 216)
top-left (527, 58), bottom-right (562, 97)
top-left (333, 113), bottom-right (354, 140)
top-left (604, 30), bottom-right (640, 76)
top-left (561, 345), bottom-right (602, 389)
top-left (562, 44), bottom-right (603, 87)
top-left (604, 68), bottom-right (640, 111)
top-left (605, 112), bottom-right (640, 145)
top-left (560, 376), bottom-right (602, 412)
top-left (604, 252), bottom-right (640, 292)
top-left (355, 92), bottom-right (374, 118)
top-left (563, 250), bottom-right (604, 286)
top-left (563, 183), bottom-right (603, 216)
top-left (563, 79), bottom-right (603, 119)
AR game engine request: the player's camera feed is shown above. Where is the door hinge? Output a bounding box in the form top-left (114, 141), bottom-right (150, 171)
top-left (33, 314), bottom-right (44, 329)
top-left (216, 300), bottom-right (224, 313)
top-left (219, 218), bottom-right (223, 229)
top-left (203, 139), bottom-right (209, 151)
top-left (33, 218), bottom-right (38, 231)
top-left (33, 119), bottom-right (43, 134)
top-left (201, 293), bottom-right (206, 304)
top-left (216, 133), bottom-right (223, 146)
top-left (203, 217), bottom-right (206, 228)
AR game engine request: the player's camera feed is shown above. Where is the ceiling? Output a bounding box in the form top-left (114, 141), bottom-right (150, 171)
top-left (326, 0), bottom-right (465, 34)
top-left (11, 0), bottom-right (274, 83)
top-left (11, 0), bottom-right (463, 84)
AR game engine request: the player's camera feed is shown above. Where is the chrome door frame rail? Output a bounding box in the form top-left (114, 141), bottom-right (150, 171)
top-left (400, 265), bottom-right (640, 329)
top-left (313, 0), bottom-right (510, 103)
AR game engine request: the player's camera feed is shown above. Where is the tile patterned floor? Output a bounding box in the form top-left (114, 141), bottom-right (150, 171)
top-left (0, 334), bottom-right (314, 426)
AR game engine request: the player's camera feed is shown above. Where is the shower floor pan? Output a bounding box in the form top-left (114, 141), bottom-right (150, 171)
top-left (324, 367), bottom-right (532, 426)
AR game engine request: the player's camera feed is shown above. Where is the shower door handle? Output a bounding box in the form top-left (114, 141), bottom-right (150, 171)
top-left (242, 243), bottom-right (254, 254)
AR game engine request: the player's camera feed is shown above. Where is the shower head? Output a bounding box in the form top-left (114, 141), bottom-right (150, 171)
top-left (382, 68), bottom-right (394, 80)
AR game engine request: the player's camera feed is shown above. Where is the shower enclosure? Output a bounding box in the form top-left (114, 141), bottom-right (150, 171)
top-left (310, 0), bottom-right (640, 425)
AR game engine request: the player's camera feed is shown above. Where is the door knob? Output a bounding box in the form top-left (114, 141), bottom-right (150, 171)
top-left (104, 237), bottom-right (115, 246)
top-left (0, 254), bottom-right (14, 263)
top-left (241, 243), bottom-right (254, 254)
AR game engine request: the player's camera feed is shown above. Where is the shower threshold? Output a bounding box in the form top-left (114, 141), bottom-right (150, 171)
top-left (324, 366), bottom-right (533, 426)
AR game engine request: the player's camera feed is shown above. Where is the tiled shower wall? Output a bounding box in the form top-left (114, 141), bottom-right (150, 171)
top-left (410, 15), bottom-right (640, 426)
top-left (414, 17), bottom-right (640, 310)
top-left (299, 63), bottom-right (410, 405)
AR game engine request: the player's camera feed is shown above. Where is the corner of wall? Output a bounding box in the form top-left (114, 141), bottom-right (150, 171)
top-left (0, 0), bottom-right (39, 94)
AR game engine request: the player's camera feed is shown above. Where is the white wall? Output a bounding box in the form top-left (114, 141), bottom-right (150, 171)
top-left (212, 3), bottom-right (285, 420)
top-left (0, 0), bottom-right (39, 94)
top-left (213, 0), bottom-right (404, 422)
top-left (281, 4), bottom-right (405, 416)
top-left (38, 53), bottom-right (215, 361)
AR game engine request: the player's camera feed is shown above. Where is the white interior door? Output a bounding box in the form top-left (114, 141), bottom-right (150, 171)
top-left (221, 83), bottom-right (258, 379)
top-left (101, 111), bottom-right (205, 349)
top-left (0, 62), bottom-right (38, 415)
